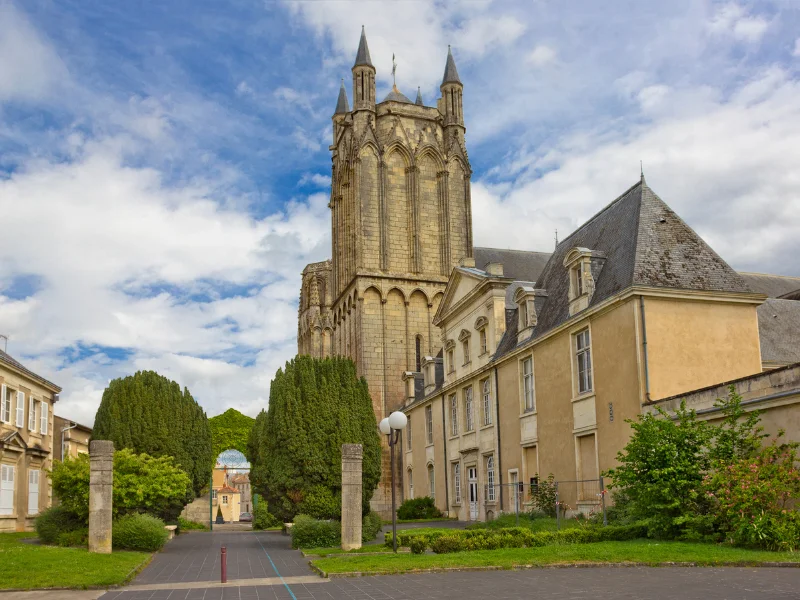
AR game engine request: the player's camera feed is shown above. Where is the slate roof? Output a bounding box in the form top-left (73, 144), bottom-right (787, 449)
top-left (757, 299), bottom-right (800, 365)
top-left (473, 247), bottom-right (551, 282)
top-left (739, 272), bottom-right (800, 298)
top-left (334, 80), bottom-right (349, 114)
top-left (442, 46), bottom-right (461, 85)
top-left (0, 349), bottom-right (61, 392)
top-left (415, 87), bottom-right (423, 106)
top-left (494, 178), bottom-right (754, 358)
top-left (354, 26), bottom-right (373, 68)
top-left (383, 85), bottom-right (412, 104)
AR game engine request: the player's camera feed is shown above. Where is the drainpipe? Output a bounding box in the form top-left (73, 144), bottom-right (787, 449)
top-left (441, 394), bottom-right (449, 514)
top-left (639, 296), bottom-right (651, 402)
top-left (493, 367), bottom-right (503, 510)
top-left (60, 422), bottom-right (77, 461)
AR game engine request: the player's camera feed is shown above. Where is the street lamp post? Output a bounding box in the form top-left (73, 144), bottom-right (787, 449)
top-left (379, 411), bottom-right (407, 553)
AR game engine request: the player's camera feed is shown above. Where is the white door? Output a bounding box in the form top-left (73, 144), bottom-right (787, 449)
top-left (467, 467), bottom-right (478, 521)
top-left (0, 465), bottom-right (14, 515)
top-left (510, 471), bottom-right (519, 513)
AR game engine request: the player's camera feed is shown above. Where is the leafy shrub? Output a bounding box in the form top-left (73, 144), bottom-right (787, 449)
top-left (410, 538), bottom-right (427, 554)
top-left (528, 474), bottom-right (557, 517)
top-left (113, 514), bottom-right (169, 551)
top-left (253, 503), bottom-right (280, 530)
top-left (178, 517), bottom-right (208, 531)
top-left (290, 514), bottom-right (340, 549)
top-left (362, 511), bottom-right (383, 542)
top-left (35, 506), bottom-right (85, 545)
top-left (50, 449), bottom-right (193, 523)
top-left (431, 534), bottom-right (465, 553)
top-left (396, 497), bottom-right (443, 520)
top-left (298, 486), bottom-right (341, 520)
top-left (57, 528), bottom-right (88, 547)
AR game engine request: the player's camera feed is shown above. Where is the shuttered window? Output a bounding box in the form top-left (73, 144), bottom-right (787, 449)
top-left (40, 402), bottom-right (48, 435)
top-left (0, 384), bottom-right (9, 423)
top-left (28, 470), bottom-right (39, 515)
top-left (28, 397), bottom-right (36, 432)
top-left (0, 464), bottom-right (14, 515)
top-left (15, 391), bottom-right (25, 428)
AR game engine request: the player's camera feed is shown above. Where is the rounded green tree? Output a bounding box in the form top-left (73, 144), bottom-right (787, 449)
top-left (93, 370), bottom-right (213, 495)
top-left (249, 356), bottom-right (381, 521)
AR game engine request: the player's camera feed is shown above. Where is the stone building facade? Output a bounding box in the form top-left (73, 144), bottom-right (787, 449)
top-left (297, 29), bottom-right (474, 514)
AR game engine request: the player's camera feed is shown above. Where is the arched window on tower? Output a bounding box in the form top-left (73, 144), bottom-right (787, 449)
top-left (415, 335), bottom-right (422, 372)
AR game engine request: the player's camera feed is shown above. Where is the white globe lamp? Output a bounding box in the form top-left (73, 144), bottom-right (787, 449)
top-left (388, 411), bottom-right (408, 431)
top-left (379, 418), bottom-right (391, 435)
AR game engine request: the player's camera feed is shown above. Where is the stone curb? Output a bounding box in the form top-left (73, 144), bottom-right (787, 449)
top-left (313, 560), bottom-right (800, 578)
top-left (302, 549), bottom-right (409, 558)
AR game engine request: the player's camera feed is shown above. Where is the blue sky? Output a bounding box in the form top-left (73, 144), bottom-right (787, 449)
top-left (1, 0), bottom-right (799, 425)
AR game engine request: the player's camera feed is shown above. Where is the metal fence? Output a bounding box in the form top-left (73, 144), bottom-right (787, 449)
top-left (484, 476), bottom-right (608, 528)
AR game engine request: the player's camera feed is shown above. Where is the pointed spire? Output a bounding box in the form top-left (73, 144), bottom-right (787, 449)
top-left (415, 86), bottom-right (423, 106)
top-left (354, 25), bottom-right (373, 68)
top-left (640, 160), bottom-right (646, 186)
top-left (441, 45), bottom-right (461, 86)
top-left (335, 79), bottom-right (349, 114)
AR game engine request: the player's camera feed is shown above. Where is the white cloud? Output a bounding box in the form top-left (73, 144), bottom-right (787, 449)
top-left (526, 45), bottom-right (556, 67)
top-left (0, 2), bottom-right (70, 103)
top-left (298, 172), bottom-right (332, 188)
top-left (708, 4), bottom-right (769, 43)
top-left (793, 38), bottom-right (800, 57)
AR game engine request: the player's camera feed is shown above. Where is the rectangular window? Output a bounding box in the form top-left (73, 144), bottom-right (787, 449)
top-left (0, 384), bottom-right (10, 423)
top-left (408, 470), bottom-right (414, 499)
top-left (462, 339), bottom-right (470, 365)
top-left (15, 391), bottom-right (24, 428)
top-left (576, 329), bottom-right (593, 394)
top-left (0, 464), bottom-right (14, 515)
top-left (449, 394), bottom-right (458, 436)
top-left (453, 463), bottom-right (461, 504)
top-left (425, 405), bottom-right (433, 445)
top-left (573, 265), bottom-right (584, 297)
top-left (464, 387), bottom-right (474, 432)
top-left (428, 465), bottom-right (435, 501)
top-left (40, 401), bottom-right (48, 435)
top-left (28, 397), bottom-right (36, 432)
top-left (447, 348), bottom-right (455, 373)
top-left (28, 469), bottom-right (39, 515)
top-left (479, 329), bottom-right (487, 355)
top-left (482, 379), bottom-right (492, 426)
top-left (486, 456), bottom-right (496, 502)
top-left (406, 415), bottom-right (412, 449)
top-left (222, 495), bottom-right (228, 505)
top-left (522, 357), bottom-right (535, 412)
top-left (62, 438), bottom-right (69, 461)
top-left (212, 489), bottom-right (217, 500)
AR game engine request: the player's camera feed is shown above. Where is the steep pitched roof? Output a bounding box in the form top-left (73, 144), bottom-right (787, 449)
top-left (353, 26), bottom-right (373, 68)
top-left (0, 349), bottom-right (61, 393)
top-left (739, 272), bottom-right (800, 298)
top-left (495, 179), bottom-right (753, 356)
top-left (473, 247), bottom-right (551, 283)
top-left (334, 80), bottom-right (349, 114)
top-left (415, 87), bottom-right (424, 106)
top-left (441, 46), bottom-right (461, 85)
top-left (757, 299), bottom-right (800, 365)
top-left (383, 85), bottom-right (412, 104)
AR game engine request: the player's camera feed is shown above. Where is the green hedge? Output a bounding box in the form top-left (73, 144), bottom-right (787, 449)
top-left (253, 503), bottom-right (280, 530)
top-left (396, 497), bottom-right (443, 520)
top-left (35, 506), bottom-right (85, 545)
top-left (113, 514), bottom-right (169, 551)
top-left (290, 514), bottom-right (340, 549)
top-left (386, 524), bottom-right (648, 553)
top-left (362, 511), bottom-right (383, 542)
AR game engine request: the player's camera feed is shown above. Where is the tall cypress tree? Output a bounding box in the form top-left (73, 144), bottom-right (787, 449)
top-left (248, 356), bottom-right (381, 521)
top-left (93, 370), bottom-right (213, 496)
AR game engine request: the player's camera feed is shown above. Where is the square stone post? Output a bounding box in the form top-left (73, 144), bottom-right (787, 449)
top-left (89, 440), bottom-right (114, 554)
top-left (341, 443), bottom-right (363, 551)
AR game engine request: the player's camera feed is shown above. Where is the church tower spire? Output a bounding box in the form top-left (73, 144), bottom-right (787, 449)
top-left (439, 46), bottom-right (464, 138)
top-left (352, 26), bottom-right (376, 114)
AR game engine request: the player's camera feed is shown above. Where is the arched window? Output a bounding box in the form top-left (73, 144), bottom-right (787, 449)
top-left (428, 464), bottom-right (435, 501)
top-left (415, 335), bottom-right (422, 372)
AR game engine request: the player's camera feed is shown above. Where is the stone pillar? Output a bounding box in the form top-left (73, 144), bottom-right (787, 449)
top-left (341, 443), bottom-right (363, 551)
top-left (89, 440), bottom-right (114, 554)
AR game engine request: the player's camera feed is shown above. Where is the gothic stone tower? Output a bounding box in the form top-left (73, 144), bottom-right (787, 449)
top-left (297, 28), bottom-right (473, 514)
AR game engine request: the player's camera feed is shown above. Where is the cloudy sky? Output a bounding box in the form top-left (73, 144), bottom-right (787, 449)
top-left (1, 0), bottom-right (799, 425)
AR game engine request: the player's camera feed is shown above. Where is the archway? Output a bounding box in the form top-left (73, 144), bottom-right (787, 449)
top-left (210, 448), bottom-right (253, 529)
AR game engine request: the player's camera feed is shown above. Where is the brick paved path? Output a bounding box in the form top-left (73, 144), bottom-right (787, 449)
top-left (97, 531), bottom-right (799, 600)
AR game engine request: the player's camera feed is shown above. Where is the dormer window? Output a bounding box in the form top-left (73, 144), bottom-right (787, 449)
top-left (474, 316), bottom-right (489, 356)
top-left (571, 264), bottom-right (584, 298)
top-left (458, 329), bottom-right (471, 366)
top-left (563, 248), bottom-right (606, 316)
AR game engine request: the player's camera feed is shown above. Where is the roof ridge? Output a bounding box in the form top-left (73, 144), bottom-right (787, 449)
top-left (474, 246), bottom-right (552, 256)
top-left (739, 271), bottom-right (800, 280)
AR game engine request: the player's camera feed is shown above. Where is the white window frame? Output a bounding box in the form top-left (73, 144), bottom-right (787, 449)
top-left (406, 415), bottom-right (412, 450)
top-left (28, 469), bottom-right (39, 515)
top-left (453, 463), bottom-right (461, 504)
top-left (576, 328), bottom-right (593, 394)
top-left (425, 405), bottom-right (433, 445)
top-left (15, 391), bottom-right (25, 428)
top-left (428, 464), bottom-right (435, 501)
top-left (464, 387), bottom-right (474, 432)
top-left (486, 456), bottom-right (496, 502)
top-left (0, 384), bottom-right (10, 423)
top-left (522, 357), bottom-right (535, 413)
top-left (40, 401), bottom-right (48, 435)
top-left (212, 489), bottom-right (217, 500)
top-left (0, 464), bottom-right (14, 515)
top-left (408, 469), bottom-right (414, 499)
top-left (222, 495), bottom-right (228, 505)
top-left (482, 378), bottom-right (492, 426)
top-left (28, 397), bottom-right (36, 432)
top-left (449, 394), bottom-right (458, 437)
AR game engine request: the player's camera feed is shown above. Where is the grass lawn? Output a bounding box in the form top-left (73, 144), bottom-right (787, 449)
top-left (0, 532), bottom-right (152, 590)
top-left (385, 518), bottom-right (460, 524)
top-left (467, 514), bottom-right (583, 532)
top-left (312, 540), bottom-right (800, 575)
top-left (303, 545), bottom-right (395, 557)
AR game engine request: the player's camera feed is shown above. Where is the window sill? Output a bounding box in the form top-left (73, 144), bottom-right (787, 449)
top-left (449, 434), bottom-right (460, 440)
top-left (478, 351), bottom-right (488, 357)
top-left (571, 392), bottom-right (595, 403)
top-left (479, 423), bottom-right (494, 431)
top-left (426, 442), bottom-right (434, 448)
top-left (519, 410), bottom-right (537, 418)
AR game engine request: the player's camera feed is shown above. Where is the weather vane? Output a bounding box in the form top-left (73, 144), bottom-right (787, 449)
top-left (392, 53), bottom-right (397, 87)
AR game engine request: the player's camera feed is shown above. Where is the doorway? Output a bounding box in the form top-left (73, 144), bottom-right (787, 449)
top-left (467, 466), bottom-right (478, 521)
